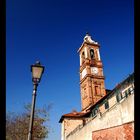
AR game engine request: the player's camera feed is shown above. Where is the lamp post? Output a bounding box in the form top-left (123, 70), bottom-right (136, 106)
top-left (27, 61), bottom-right (44, 140)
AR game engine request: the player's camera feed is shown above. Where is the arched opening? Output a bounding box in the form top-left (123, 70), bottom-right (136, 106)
top-left (90, 49), bottom-right (94, 59)
top-left (82, 51), bottom-right (85, 58)
top-left (81, 51), bottom-right (85, 63)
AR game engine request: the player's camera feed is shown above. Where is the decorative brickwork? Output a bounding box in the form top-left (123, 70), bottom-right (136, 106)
top-left (92, 123), bottom-right (134, 140)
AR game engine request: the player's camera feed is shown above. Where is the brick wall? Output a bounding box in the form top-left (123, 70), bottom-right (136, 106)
top-left (92, 122), bottom-right (134, 140)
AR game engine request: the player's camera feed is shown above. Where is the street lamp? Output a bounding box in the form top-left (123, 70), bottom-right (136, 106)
top-left (27, 61), bottom-right (44, 140)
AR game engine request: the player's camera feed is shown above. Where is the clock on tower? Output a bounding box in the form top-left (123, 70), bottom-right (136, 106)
top-left (91, 67), bottom-right (98, 75)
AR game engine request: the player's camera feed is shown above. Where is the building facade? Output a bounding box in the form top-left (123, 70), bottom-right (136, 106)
top-left (59, 33), bottom-right (134, 140)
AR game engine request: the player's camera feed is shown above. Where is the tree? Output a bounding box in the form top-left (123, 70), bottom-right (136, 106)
top-left (6, 103), bottom-right (52, 140)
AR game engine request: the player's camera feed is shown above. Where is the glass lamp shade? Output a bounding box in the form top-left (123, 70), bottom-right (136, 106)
top-left (31, 61), bottom-right (44, 84)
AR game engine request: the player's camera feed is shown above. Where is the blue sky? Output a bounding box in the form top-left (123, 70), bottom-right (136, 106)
top-left (6, 0), bottom-right (134, 139)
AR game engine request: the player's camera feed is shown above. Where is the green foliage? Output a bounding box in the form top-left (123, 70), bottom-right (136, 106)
top-left (6, 103), bottom-right (52, 140)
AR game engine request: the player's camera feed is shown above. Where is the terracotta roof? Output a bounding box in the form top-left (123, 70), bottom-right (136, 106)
top-left (63, 112), bottom-right (85, 117)
top-left (59, 110), bottom-right (90, 123)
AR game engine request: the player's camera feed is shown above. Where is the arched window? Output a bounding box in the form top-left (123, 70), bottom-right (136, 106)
top-left (82, 51), bottom-right (85, 58)
top-left (90, 49), bottom-right (94, 59)
top-left (81, 51), bottom-right (85, 64)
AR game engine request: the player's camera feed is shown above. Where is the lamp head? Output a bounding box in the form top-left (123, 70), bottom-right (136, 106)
top-left (31, 61), bottom-right (44, 84)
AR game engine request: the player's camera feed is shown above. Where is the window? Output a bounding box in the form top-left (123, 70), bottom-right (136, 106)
top-left (82, 51), bottom-right (85, 63)
top-left (129, 87), bottom-right (134, 94)
top-left (90, 49), bottom-right (94, 59)
top-left (91, 108), bottom-right (98, 117)
top-left (104, 101), bottom-right (109, 109)
top-left (128, 88), bottom-right (131, 95)
top-left (122, 91), bottom-right (126, 98)
top-left (125, 90), bottom-right (128, 98)
top-left (116, 93), bottom-right (122, 102)
top-left (82, 51), bottom-right (85, 58)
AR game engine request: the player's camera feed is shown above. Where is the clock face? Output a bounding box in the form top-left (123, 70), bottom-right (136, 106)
top-left (91, 67), bottom-right (98, 74)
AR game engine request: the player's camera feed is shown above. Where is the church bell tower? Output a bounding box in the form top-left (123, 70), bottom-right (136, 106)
top-left (78, 33), bottom-right (106, 111)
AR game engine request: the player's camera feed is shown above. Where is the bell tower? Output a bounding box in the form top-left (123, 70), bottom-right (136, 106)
top-left (78, 33), bottom-right (106, 111)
